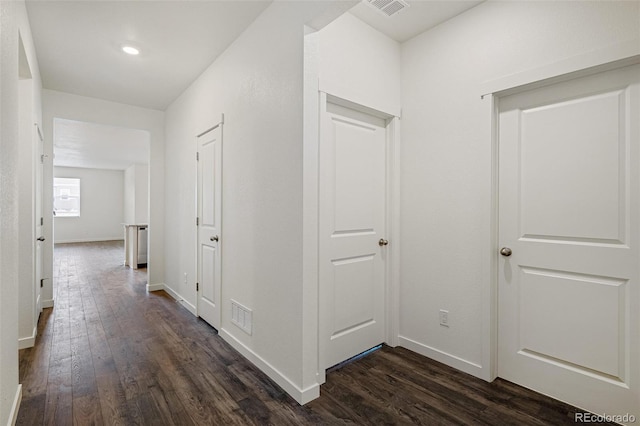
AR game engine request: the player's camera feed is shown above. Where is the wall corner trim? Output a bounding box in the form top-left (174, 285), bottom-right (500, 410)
top-left (9, 384), bottom-right (22, 426)
top-left (219, 328), bottom-right (320, 405)
top-left (146, 282), bottom-right (165, 292)
top-left (18, 326), bottom-right (38, 350)
top-left (162, 283), bottom-right (197, 317)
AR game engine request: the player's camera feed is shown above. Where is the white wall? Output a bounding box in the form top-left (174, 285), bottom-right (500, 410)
top-left (164, 1), bottom-right (351, 404)
top-left (399, 1), bottom-right (640, 378)
top-left (42, 90), bottom-right (164, 294)
top-left (1, 0), bottom-right (42, 423)
top-left (124, 164), bottom-right (135, 224)
top-left (54, 167), bottom-right (124, 243)
top-left (317, 12), bottom-right (401, 115)
top-left (124, 163), bottom-right (148, 224)
top-left (134, 163), bottom-right (148, 224)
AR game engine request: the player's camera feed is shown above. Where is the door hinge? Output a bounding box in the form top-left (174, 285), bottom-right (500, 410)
top-left (196, 152), bottom-right (199, 161)
top-left (40, 279), bottom-right (44, 288)
top-left (196, 217), bottom-right (199, 226)
top-left (40, 217), bottom-right (44, 226)
top-left (196, 282), bottom-right (199, 292)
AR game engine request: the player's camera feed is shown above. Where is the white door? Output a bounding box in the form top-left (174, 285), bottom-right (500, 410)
top-left (498, 64), bottom-right (639, 419)
top-left (197, 124), bottom-right (222, 330)
top-left (319, 99), bottom-right (388, 370)
top-left (35, 127), bottom-right (44, 316)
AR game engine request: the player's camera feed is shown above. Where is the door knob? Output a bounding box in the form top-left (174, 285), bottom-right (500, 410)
top-left (210, 235), bottom-right (219, 242)
top-left (500, 247), bottom-right (512, 257)
top-left (378, 239), bottom-right (389, 246)
top-left (37, 237), bottom-right (45, 242)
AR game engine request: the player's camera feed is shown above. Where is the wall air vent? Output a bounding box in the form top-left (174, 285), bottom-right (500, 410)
top-left (365, 0), bottom-right (410, 17)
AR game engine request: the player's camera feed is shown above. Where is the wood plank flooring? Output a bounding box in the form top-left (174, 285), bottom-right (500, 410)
top-left (17, 241), bottom-right (605, 425)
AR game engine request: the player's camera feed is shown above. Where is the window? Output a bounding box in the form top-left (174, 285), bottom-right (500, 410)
top-left (54, 178), bottom-right (80, 217)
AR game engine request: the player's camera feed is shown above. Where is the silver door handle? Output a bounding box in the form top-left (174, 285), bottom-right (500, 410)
top-left (500, 247), bottom-right (512, 257)
top-left (378, 239), bottom-right (389, 246)
top-left (210, 236), bottom-right (219, 242)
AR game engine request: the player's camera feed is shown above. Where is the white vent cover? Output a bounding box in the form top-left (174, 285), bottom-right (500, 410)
top-left (231, 299), bottom-right (252, 335)
top-left (365, 0), bottom-right (410, 17)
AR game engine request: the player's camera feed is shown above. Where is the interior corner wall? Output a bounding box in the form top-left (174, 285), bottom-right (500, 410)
top-left (317, 12), bottom-right (401, 114)
top-left (54, 166), bottom-right (124, 243)
top-left (399, 1), bottom-right (640, 377)
top-left (1, 1), bottom-right (43, 423)
top-left (42, 90), bottom-right (164, 294)
top-left (306, 11), bottom-right (400, 385)
top-left (164, 1), bottom-right (351, 403)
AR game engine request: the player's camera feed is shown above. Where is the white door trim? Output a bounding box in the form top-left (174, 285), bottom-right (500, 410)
top-left (195, 114), bottom-right (224, 328)
top-left (314, 92), bottom-right (400, 384)
top-left (480, 39), bottom-right (640, 98)
top-left (485, 53), bottom-right (640, 382)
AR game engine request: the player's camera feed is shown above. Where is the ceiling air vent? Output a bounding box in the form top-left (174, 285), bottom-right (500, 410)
top-left (365, 0), bottom-right (410, 17)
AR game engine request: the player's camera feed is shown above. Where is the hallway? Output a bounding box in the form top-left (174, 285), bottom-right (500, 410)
top-left (17, 242), bottom-right (604, 425)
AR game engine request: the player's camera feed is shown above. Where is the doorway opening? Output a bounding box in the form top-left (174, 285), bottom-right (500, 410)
top-left (52, 118), bottom-right (151, 300)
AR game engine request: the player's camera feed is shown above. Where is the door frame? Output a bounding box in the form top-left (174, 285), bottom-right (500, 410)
top-left (482, 42), bottom-right (640, 381)
top-left (35, 123), bottom-right (44, 317)
top-left (311, 92), bottom-right (401, 385)
top-left (195, 115), bottom-right (224, 328)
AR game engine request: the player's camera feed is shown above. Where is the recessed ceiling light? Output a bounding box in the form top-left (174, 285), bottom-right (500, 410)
top-left (122, 45), bottom-right (140, 56)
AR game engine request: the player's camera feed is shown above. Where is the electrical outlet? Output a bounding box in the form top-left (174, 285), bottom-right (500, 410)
top-left (439, 309), bottom-right (449, 327)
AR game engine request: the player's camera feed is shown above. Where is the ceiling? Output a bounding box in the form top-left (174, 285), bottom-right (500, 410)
top-left (26, 1), bottom-right (271, 111)
top-left (54, 118), bottom-right (150, 170)
top-left (350, 0), bottom-right (483, 43)
top-left (31, 1), bottom-right (483, 170)
top-left (26, 1), bottom-right (483, 112)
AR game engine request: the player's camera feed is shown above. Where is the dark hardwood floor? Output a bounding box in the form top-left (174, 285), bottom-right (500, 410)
top-left (17, 241), bottom-right (603, 425)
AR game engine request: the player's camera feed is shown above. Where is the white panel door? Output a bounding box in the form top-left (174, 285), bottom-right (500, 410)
top-left (320, 100), bottom-right (388, 370)
top-left (498, 64), bottom-right (640, 419)
top-left (197, 124), bottom-right (222, 330)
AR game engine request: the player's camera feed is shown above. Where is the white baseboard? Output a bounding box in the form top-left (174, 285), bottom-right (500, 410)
top-left (41, 299), bottom-right (54, 308)
top-left (180, 299), bottom-right (197, 316)
top-left (8, 384), bottom-right (22, 426)
top-left (54, 237), bottom-right (124, 244)
top-left (162, 283), bottom-right (180, 301)
top-left (220, 328), bottom-right (320, 405)
top-left (398, 335), bottom-right (484, 379)
top-left (146, 282), bottom-right (164, 292)
top-left (18, 326), bottom-right (38, 350)
top-left (163, 284), bottom-right (197, 316)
